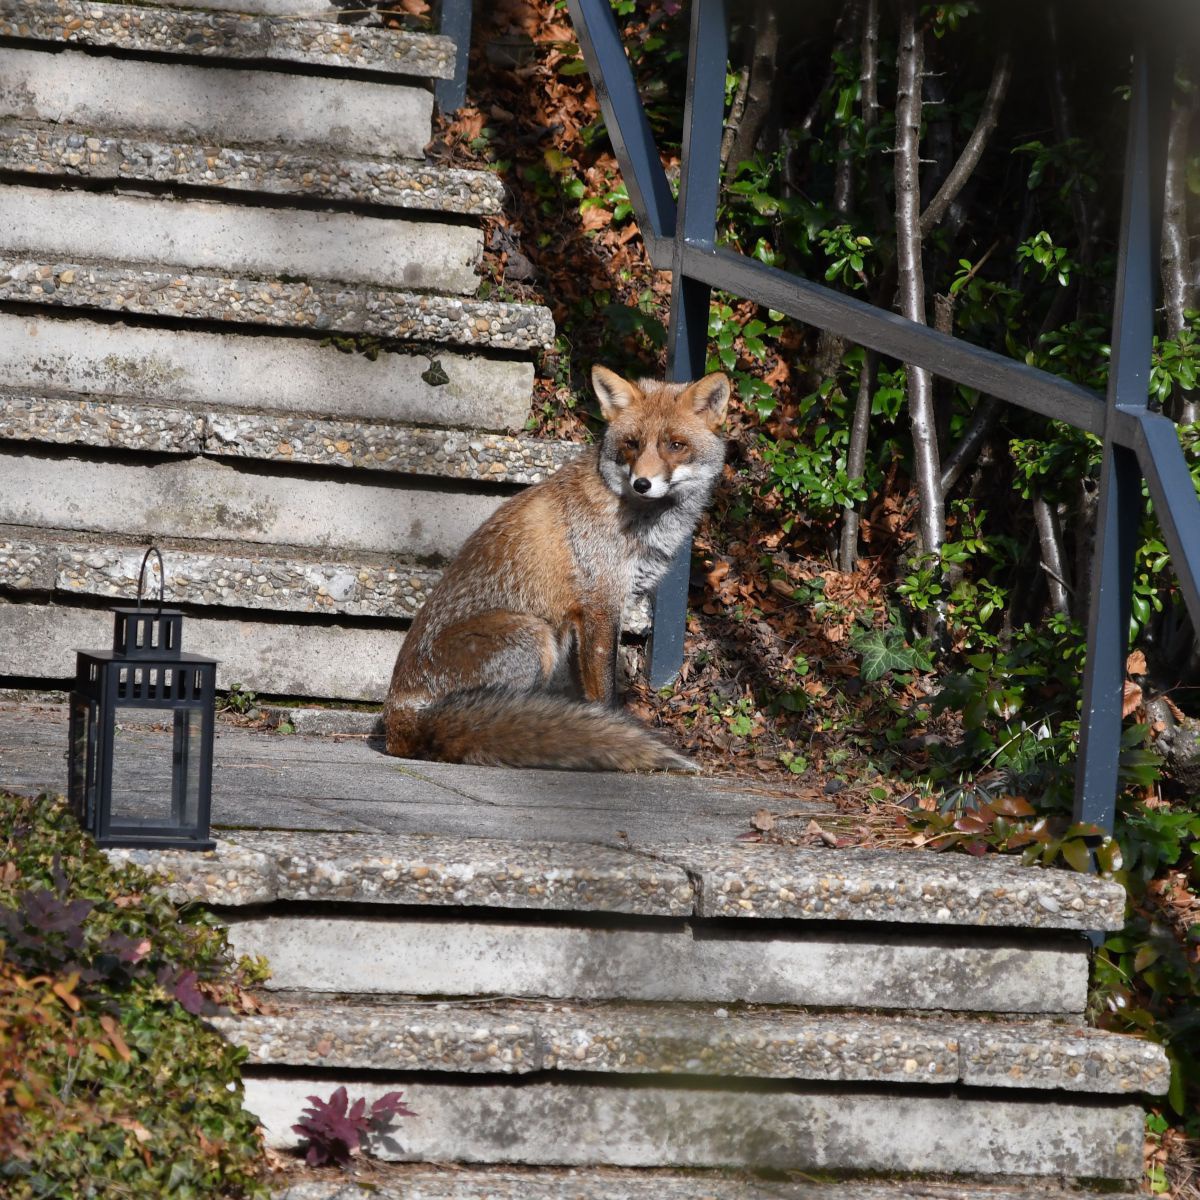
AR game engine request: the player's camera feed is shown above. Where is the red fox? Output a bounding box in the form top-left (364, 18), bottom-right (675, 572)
top-left (382, 365), bottom-right (731, 771)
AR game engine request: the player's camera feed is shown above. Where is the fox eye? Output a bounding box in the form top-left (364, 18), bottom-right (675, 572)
top-left (621, 437), bottom-right (640, 452)
top-left (667, 440), bottom-right (688, 453)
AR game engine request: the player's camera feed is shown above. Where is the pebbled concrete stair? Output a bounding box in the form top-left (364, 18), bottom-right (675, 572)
top-left (113, 829), bottom-right (1165, 1188)
top-left (0, 0), bottom-right (559, 699)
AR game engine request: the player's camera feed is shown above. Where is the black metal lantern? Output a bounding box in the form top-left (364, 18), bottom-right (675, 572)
top-left (69, 548), bottom-right (217, 850)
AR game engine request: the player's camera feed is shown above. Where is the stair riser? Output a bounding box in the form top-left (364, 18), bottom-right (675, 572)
top-left (0, 47), bottom-right (433, 158)
top-left (0, 602), bottom-right (397, 698)
top-left (0, 187), bottom-right (481, 295)
top-left (243, 1076), bottom-right (1143, 1180)
top-left (227, 914), bottom-right (1091, 1013)
top-left (0, 454), bottom-right (504, 559)
top-left (0, 315), bottom-right (534, 432)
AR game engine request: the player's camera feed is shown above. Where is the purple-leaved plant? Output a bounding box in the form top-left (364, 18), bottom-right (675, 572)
top-left (292, 1086), bottom-right (416, 1167)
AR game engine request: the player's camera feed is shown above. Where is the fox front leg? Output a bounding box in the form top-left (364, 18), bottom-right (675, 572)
top-left (573, 608), bottom-right (620, 707)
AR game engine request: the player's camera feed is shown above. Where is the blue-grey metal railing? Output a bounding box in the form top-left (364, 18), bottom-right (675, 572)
top-left (436, 0), bottom-right (472, 113)
top-left (567, 0), bottom-right (1200, 833)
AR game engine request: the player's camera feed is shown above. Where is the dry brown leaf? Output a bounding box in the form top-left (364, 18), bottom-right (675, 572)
top-left (1122, 680), bottom-right (1144, 719)
top-left (99, 1013), bottom-right (131, 1062)
top-left (752, 808), bottom-right (776, 831)
top-left (1126, 649), bottom-right (1147, 675)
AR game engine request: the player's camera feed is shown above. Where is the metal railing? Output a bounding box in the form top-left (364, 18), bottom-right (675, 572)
top-left (435, 0), bottom-right (472, 113)
top-left (567, 0), bottom-right (1200, 833)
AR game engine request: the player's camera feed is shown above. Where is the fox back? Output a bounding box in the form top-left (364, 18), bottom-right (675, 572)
top-left (383, 367), bottom-right (730, 770)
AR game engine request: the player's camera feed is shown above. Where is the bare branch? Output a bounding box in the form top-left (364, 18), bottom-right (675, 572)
top-left (839, 351), bottom-right (876, 572)
top-left (1032, 493), bottom-right (1071, 616)
top-left (940, 395), bottom-right (1000, 493)
top-left (725, 0), bottom-right (779, 171)
top-left (719, 65), bottom-right (751, 178)
top-left (918, 47), bottom-right (1012, 238)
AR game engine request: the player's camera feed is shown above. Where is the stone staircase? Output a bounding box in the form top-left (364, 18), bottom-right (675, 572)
top-left (116, 829), bottom-right (1166, 1195)
top-left (0, 0), bottom-right (563, 700)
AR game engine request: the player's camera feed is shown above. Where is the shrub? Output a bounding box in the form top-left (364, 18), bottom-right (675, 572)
top-left (0, 791), bottom-right (267, 1199)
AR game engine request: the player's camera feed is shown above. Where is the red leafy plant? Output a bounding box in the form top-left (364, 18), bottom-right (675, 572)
top-left (292, 1085), bottom-right (415, 1166)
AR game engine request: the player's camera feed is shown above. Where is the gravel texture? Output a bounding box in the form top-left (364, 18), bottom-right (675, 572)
top-left (47, 540), bottom-right (440, 618)
top-left (0, 259), bottom-right (556, 351)
top-left (105, 839), bottom-right (276, 905)
top-left (0, 0), bottom-right (456, 78)
top-left (217, 997), bottom-right (1169, 1094)
top-left (270, 1171), bottom-right (1144, 1200)
top-left (647, 843), bottom-right (1127, 931)
top-left (0, 394), bottom-right (577, 484)
top-left (0, 122), bottom-right (504, 214)
top-left (106, 830), bottom-right (697, 916)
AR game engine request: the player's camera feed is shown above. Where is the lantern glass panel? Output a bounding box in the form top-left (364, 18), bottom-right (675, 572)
top-left (68, 694), bottom-right (97, 827)
top-left (108, 708), bottom-right (203, 832)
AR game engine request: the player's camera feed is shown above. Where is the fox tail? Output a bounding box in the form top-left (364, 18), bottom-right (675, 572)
top-left (390, 687), bottom-right (693, 772)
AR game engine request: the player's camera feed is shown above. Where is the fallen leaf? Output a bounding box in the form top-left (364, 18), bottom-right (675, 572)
top-left (99, 1013), bottom-right (132, 1062)
top-left (1121, 680), bottom-right (1143, 719)
top-left (751, 808), bottom-right (776, 832)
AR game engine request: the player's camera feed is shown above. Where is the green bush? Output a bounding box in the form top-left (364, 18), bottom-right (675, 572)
top-left (0, 792), bottom-right (267, 1199)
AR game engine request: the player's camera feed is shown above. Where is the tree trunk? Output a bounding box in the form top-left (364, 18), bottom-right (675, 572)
top-left (894, 0), bottom-right (944, 568)
top-left (1162, 62), bottom-right (1197, 424)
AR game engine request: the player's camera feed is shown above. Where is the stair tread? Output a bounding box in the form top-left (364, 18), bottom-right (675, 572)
top-left (0, 393), bottom-right (578, 486)
top-left (216, 995), bottom-right (1168, 1095)
top-left (0, 256), bottom-right (555, 351)
top-left (269, 1169), bottom-right (1144, 1200)
top-left (2, 532), bottom-right (443, 619)
top-left (0, 0), bottom-right (456, 79)
top-left (103, 827), bottom-right (1125, 932)
top-left (0, 121), bottom-right (504, 214)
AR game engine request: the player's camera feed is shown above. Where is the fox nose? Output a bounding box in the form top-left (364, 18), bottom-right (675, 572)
top-left (632, 477), bottom-right (652, 494)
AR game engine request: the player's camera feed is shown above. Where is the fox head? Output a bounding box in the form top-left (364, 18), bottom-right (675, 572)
top-left (593, 366), bottom-right (730, 504)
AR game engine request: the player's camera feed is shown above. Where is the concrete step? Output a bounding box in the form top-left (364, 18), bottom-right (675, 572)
top-left (217, 996), bottom-right (1168, 1095)
top-left (0, 46), bottom-right (433, 159)
top-left (111, 829), bottom-right (1126, 932)
top-left (0, 599), bottom-right (397, 697)
top-left (270, 1170), bottom-right (1144, 1200)
top-left (0, 451), bottom-right (502, 558)
top-left (0, 186), bottom-right (482, 295)
top-left (2, 534), bottom-right (441, 620)
top-left (106, 830), bottom-right (1120, 1014)
top-left (0, 0), bottom-right (456, 79)
top-left (1, 534), bottom-right (649, 634)
top-left (0, 394), bottom-right (577, 483)
top-left (0, 122), bottom-right (504, 216)
top-left (243, 1073), bottom-right (1143, 1179)
top-left (0, 257), bottom-right (555, 351)
top-left (0, 314), bottom-right (533, 433)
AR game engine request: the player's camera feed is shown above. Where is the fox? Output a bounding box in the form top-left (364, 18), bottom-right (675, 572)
top-left (382, 365), bottom-right (731, 771)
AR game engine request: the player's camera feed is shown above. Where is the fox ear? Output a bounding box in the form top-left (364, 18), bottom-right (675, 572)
top-left (684, 372), bottom-right (731, 430)
top-left (592, 365), bottom-right (639, 421)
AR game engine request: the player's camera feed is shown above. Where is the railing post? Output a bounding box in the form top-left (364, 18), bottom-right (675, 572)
top-left (435, 0), bottom-right (472, 114)
top-left (648, 0), bottom-right (727, 688)
top-left (1072, 45), bottom-right (1166, 830)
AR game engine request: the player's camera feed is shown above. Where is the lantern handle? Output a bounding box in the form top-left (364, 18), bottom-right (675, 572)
top-left (136, 546), bottom-right (166, 613)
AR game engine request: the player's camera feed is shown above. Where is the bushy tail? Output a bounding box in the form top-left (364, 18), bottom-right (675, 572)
top-left (406, 687), bottom-right (692, 772)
